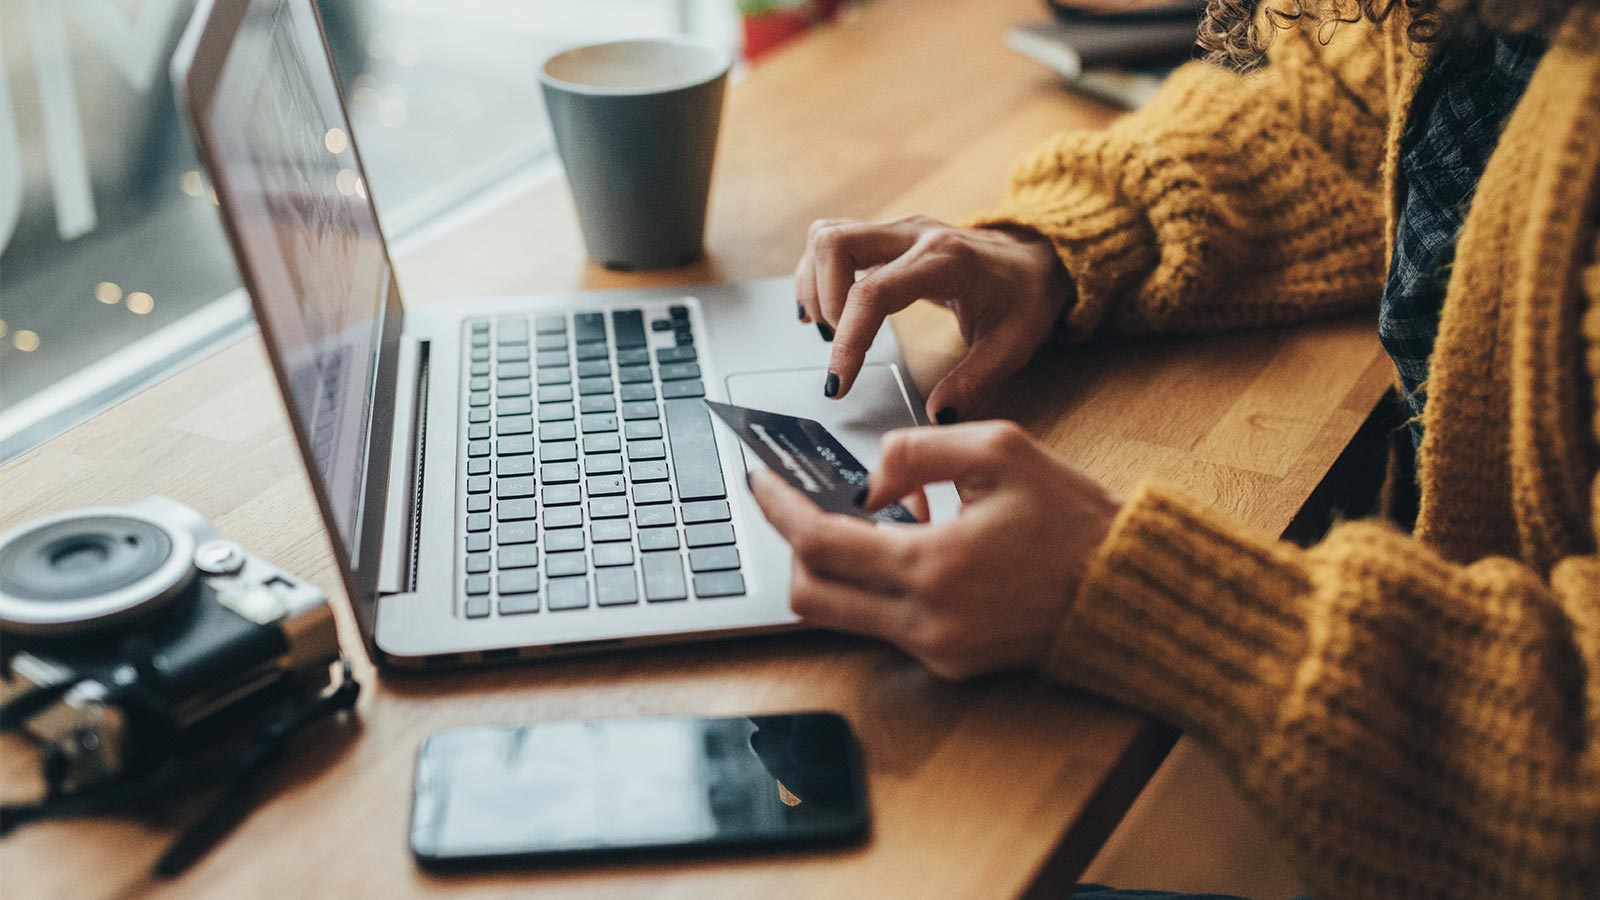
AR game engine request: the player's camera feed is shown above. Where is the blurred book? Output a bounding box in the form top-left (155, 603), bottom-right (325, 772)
top-left (1006, 12), bottom-right (1198, 109)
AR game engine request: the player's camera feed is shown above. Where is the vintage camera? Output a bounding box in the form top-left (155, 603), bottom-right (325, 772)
top-left (0, 496), bottom-right (342, 792)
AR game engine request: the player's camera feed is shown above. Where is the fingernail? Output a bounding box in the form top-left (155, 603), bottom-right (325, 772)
top-left (853, 486), bottom-right (869, 508)
top-left (796, 301), bottom-right (807, 321)
top-left (824, 371), bottom-right (840, 398)
top-left (935, 407), bottom-right (958, 425)
top-left (816, 322), bottom-right (835, 342)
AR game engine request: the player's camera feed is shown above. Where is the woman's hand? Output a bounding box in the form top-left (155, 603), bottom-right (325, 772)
top-left (747, 421), bottom-right (1122, 680)
top-left (794, 216), bottom-right (1071, 423)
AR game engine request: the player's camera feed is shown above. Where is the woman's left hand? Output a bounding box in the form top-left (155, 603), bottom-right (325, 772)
top-left (746, 421), bottom-right (1123, 680)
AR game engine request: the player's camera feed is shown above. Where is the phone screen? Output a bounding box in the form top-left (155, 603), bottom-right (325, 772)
top-left (409, 712), bottom-right (869, 865)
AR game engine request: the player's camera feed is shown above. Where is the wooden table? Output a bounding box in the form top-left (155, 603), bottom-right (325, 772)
top-left (0, 0), bottom-right (1394, 896)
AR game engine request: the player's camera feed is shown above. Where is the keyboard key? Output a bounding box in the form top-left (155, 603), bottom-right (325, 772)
top-left (675, 328), bottom-right (694, 347)
top-left (469, 407), bottom-right (490, 423)
top-left (660, 379), bottom-right (705, 400)
top-left (538, 403), bottom-right (574, 422)
top-left (586, 454), bottom-right (623, 476)
top-left (536, 368), bottom-right (571, 386)
top-left (467, 494), bottom-right (491, 513)
top-left (587, 475), bottom-right (626, 496)
top-left (686, 522), bottom-right (735, 548)
top-left (689, 546), bottom-right (740, 572)
top-left (471, 348), bottom-right (490, 363)
top-left (497, 318), bottom-right (529, 343)
top-left (497, 397), bottom-right (532, 416)
top-left (545, 529), bottom-right (585, 552)
top-left (583, 433), bottom-right (621, 454)
top-left (658, 362), bottom-right (701, 381)
top-left (622, 401), bottom-right (658, 421)
top-left (499, 499), bottom-right (537, 520)
top-left (467, 440), bottom-right (491, 458)
top-left (499, 362), bottom-right (531, 380)
top-left (542, 463), bottom-right (580, 484)
top-left (541, 441), bottom-right (578, 462)
top-left (681, 500), bottom-right (731, 524)
top-left (470, 319), bottom-right (490, 333)
top-left (497, 476), bottom-right (536, 499)
top-left (589, 497), bottom-right (628, 519)
top-left (536, 333), bottom-right (567, 351)
top-left (498, 435), bottom-right (533, 456)
top-left (470, 376), bottom-right (489, 392)
top-left (620, 382), bottom-right (656, 402)
top-left (574, 312), bottom-right (606, 344)
top-left (633, 483), bottom-right (672, 504)
top-left (466, 513), bottom-right (491, 532)
top-left (467, 478), bottom-right (491, 499)
top-left (543, 484), bottom-right (581, 505)
top-left (664, 398), bottom-right (726, 500)
top-left (466, 554), bottom-right (491, 574)
top-left (625, 421), bottom-right (664, 441)
top-left (539, 422), bottom-right (577, 441)
top-left (576, 359), bottom-right (611, 379)
top-left (595, 567), bottom-right (639, 605)
top-left (578, 377), bottom-right (613, 396)
top-left (580, 395), bottom-right (616, 414)
top-left (497, 346), bottom-right (529, 363)
top-left (642, 552), bottom-right (688, 602)
top-left (594, 544), bottom-right (635, 568)
top-left (497, 455), bottom-right (534, 478)
top-left (499, 521), bottom-right (538, 545)
top-left (499, 593), bottom-right (539, 615)
top-left (468, 458), bottom-right (491, 477)
top-left (591, 520), bottom-right (631, 543)
top-left (656, 346), bottom-right (697, 364)
top-left (575, 342), bottom-right (609, 361)
top-left (629, 461), bottom-right (669, 482)
top-left (469, 391), bottom-right (490, 408)
top-left (499, 569), bottom-right (540, 595)
top-left (638, 527), bottom-right (679, 551)
top-left (465, 595), bottom-right (491, 618)
top-left (546, 576), bottom-right (590, 611)
top-left (546, 551), bottom-right (587, 577)
top-left (626, 440), bottom-right (666, 462)
top-left (466, 533), bottom-right (490, 553)
top-left (498, 378), bottom-right (532, 398)
top-left (669, 304), bottom-right (689, 320)
top-left (465, 573), bottom-right (490, 595)
top-left (499, 545), bottom-right (540, 569)
top-left (470, 362), bottom-right (490, 378)
top-left (535, 313), bottom-right (566, 334)
top-left (694, 571), bottom-right (746, 598)
top-left (545, 507), bottom-right (582, 528)
top-left (651, 317), bottom-right (673, 332)
top-left (536, 350), bottom-right (570, 368)
top-left (616, 348), bottom-right (650, 367)
top-left (499, 416), bottom-right (533, 436)
top-left (617, 365), bottom-right (652, 384)
top-left (636, 505), bottom-right (675, 528)
top-left (612, 309), bottom-right (647, 349)
top-left (468, 423), bottom-right (490, 440)
top-left (582, 414), bottom-right (618, 433)
top-left (537, 384), bottom-right (572, 403)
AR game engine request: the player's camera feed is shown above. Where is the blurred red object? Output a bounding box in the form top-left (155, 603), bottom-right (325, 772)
top-left (740, 0), bottom-right (852, 61)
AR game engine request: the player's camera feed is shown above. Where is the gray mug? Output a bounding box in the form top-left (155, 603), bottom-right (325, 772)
top-left (540, 38), bottom-right (731, 271)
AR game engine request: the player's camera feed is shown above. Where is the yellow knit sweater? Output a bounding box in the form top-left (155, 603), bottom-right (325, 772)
top-left (977, 9), bottom-right (1600, 899)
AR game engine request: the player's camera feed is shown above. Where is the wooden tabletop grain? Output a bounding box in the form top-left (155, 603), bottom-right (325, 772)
top-left (0, 0), bottom-right (1394, 896)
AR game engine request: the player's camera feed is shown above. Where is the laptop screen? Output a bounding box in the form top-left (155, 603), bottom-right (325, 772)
top-left (203, 0), bottom-right (389, 562)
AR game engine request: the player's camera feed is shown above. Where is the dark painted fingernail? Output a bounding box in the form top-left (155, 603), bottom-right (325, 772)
top-left (796, 301), bottom-right (807, 321)
top-left (934, 407), bottom-right (958, 425)
top-left (816, 321), bottom-right (835, 342)
top-left (853, 486), bottom-right (869, 508)
top-left (824, 371), bottom-right (840, 398)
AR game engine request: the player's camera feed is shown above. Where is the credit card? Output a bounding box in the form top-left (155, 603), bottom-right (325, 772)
top-left (706, 400), bottom-right (917, 524)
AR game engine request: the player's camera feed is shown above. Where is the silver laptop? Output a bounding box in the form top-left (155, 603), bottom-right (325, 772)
top-left (172, 0), bottom-right (931, 667)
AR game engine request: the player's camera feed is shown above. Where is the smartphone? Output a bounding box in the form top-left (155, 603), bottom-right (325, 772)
top-left (409, 712), bottom-right (870, 866)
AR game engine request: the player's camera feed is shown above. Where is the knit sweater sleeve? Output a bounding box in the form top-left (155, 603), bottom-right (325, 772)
top-left (969, 21), bottom-right (1391, 338)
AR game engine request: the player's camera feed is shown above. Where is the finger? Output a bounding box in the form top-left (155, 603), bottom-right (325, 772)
top-left (812, 222), bottom-right (922, 330)
top-left (788, 562), bottom-right (909, 641)
top-left (796, 217), bottom-right (849, 325)
top-left (863, 422), bottom-right (1027, 511)
top-left (900, 488), bottom-right (930, 523)
top-left (923, 325), bottom-right (1030, 424)
top-left (748, 469), bottom-right (912, 587)
top-left (827, 251), bottom-right (959, 399)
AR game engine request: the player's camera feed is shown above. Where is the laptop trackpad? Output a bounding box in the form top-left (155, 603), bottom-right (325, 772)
top-left (725, 364), bottom-right (959, 522)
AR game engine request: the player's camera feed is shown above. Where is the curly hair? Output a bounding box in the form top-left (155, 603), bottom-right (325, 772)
top-left (1198, 0), bottom-right (1582, 69)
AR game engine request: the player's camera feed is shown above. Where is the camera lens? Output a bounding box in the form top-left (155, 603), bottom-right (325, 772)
top-left (0, 512), bottom-right (195, 634)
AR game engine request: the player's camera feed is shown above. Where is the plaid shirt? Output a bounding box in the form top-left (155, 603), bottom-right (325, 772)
top-left (1382, 32), bottom-right (1546, 448)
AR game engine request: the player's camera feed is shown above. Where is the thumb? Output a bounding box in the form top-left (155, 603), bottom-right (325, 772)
top-left (923, 334), bottom-right (1025, 425)
top-left (861, 423), bottom-right (1015, 511)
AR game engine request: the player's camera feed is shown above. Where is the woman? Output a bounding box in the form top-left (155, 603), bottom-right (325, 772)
top-left (752, 1), bottom-right (1600, 897)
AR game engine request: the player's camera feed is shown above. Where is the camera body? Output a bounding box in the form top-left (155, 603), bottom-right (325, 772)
top-left (0, 497), bottom-right (340, 790)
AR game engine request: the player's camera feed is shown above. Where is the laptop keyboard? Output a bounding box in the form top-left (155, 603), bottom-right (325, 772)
top-left (458, 304), bottom-right (747, 618)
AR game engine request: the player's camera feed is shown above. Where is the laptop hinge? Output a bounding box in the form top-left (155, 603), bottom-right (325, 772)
top-left (378, 336), bottom-right (429, 595)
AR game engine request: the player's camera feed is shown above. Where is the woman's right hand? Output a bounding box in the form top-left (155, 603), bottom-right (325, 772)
top-left (794, 215), bottom-right (1071, 423)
